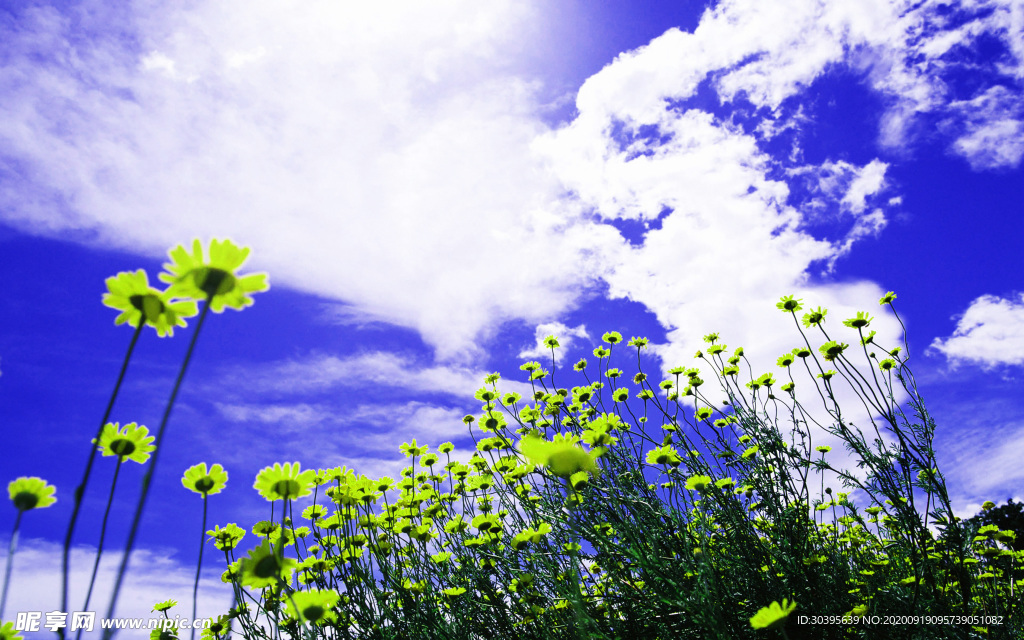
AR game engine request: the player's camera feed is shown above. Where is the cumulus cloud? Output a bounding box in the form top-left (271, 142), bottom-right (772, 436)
top-left (929, 292), bottom-right (1024, 369)
top-left (0, 0), bottom-right (621, 362)
top-left (530, 0), bottom-right (1024, 506)
top-left (1, 0), bottom-right (1019, 370)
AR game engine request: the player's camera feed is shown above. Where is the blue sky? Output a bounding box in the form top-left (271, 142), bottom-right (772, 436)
top-left (1, 0), bottom-right (1023, 630)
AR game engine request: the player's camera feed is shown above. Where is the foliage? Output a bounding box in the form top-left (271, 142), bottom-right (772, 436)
top-left (3, 247), bottom-right (1022, 640)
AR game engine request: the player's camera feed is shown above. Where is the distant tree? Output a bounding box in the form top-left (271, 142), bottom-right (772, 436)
top-left (965, 499), bottom-right (1024, 552)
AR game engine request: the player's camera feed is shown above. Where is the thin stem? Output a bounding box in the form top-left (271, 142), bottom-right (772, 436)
top-left (103, 300), bottom-right (213, 639)
top-left (191, 494), bottom-right (209, 640)
top-left (80, 459), bottom-right (124, 624)
top-left (61, 319), bottom-right (145, 637)
top-left (0, 510), bottom-right (24, 620)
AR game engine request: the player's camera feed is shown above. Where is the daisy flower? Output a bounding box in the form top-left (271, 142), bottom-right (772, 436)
top-left (8, 477), bottom-right (57, 511)
top-left (518, 433), bottom-right (601, 480)
top-left (159, 238), bottom-right (268, 313)
top-left (750, 598), bottom-right (797, 630)
top-left (285, 588), bottom-right (340, 625)
top-left (253, 462), bottom-right (315, 501)
top-left (94, 422), bottom-right (156, 464)
top-left (238, 541), bottom-right (296, 589)
top-left (206, 523), bottom-right (246, 551)
top-left (684, 475), bottom-right (713, 492)
top-left (181, 463), bottom-right (228, 496)
top-left (103, 269), bottom-right (198, 337)
top-left (152, 599), bottom-right (177, 613)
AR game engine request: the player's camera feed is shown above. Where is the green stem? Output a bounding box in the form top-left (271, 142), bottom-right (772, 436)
top-left (61, 319), bottom-right (145, 638)
top-left (191, 494), bottom-right (209, 640)
top-left (102, 299), bottom-right (212, 639)
top-left (80, 459), bottom-right (124, 628)
top-left (0, 510), bottom-right (24, 620)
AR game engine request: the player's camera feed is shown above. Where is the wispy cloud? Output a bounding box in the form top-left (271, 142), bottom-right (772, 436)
top-left (202, 399), bottom-right (477, 470)
top-left (928, 292), bottom-right (1024, 370)
top-left (215, 402), bottom-right (333, 429)
top-left (217, 351), bottom-right (534, 399)
top-left (947, 421), bottom-right (1024, 499)
top-left (945, 86), bottom-right (1024, 170)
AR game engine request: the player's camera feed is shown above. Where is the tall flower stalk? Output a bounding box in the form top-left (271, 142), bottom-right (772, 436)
top-left (102, 239), bottom-right (267, 638)
top-left (2, 478), bottom-right (56, 620)
top-left (181, 463), bottom-right (228, 640)
top-left (76, 423), bottom-right (155, 640)
top-left (60, 270), bottom-right (196, 631)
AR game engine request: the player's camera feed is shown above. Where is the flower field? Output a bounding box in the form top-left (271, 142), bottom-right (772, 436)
top-left (4, 240), bottom-right (1021, 640)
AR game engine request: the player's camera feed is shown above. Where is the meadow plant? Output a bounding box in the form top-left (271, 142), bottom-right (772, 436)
top-left (2, 240), bottom-right (1022, 640)
top-left (2, 477), bottom-right (57, 620)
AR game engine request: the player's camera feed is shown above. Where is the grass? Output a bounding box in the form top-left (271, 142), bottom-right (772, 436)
top-left (2, 240), bottom-right (1021, 640)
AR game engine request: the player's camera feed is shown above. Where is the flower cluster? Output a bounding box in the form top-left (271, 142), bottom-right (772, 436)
top-left (103, 238), bottom-right (269, 337)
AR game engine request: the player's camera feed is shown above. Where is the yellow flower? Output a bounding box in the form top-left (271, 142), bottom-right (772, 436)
top-left (182, 463), bottom-right (228, 496)
top-left (238, 540), bottom-right (296, 588)
top-left (284, 588), bottom-right (340, 625)
top-left (253, 462), bottom-right (315, 501)
top-left (8, 477), bottom-right (57, 511)
top-left (94, 422), bottom-right (156, 464)
top-left (517, 433), bottom-right (601, 480)
top-left (750, 598), bottom-right (797, 630)
top-left (684, 475), bottom-right (712, 492)
top-left (103, 269), bottom-right (198, 337)
top-left (206, 523), bottom-right (246, 551)
top-left (159, 238), bottom-right (268, 313)
top-left (152, 599), bottom-right (177, 613)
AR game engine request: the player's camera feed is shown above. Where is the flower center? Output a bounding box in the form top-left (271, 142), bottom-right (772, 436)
top-left (13, 491), bottom-right (39, 511)
top-left (194, 478), bottom-right (215, 493)
top-left (302, 605), bottom-right (325, 622)
top-left (272, 479), bottom-right (301, 498)
top-left (254, 554), bottom-right (280, 579)
top-left (547, 450), bottom-right (586, 477)
top-left (129, 294), bottom-right (166, 322)
top-left (192, 267), bottom-right (237, 298)
top-left (110, 438), bottom-right (137, 457)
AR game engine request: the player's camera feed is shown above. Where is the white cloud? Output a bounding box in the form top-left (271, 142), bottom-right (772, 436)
top-left (842, 159), bottom-right (888, 214)
top-left (946, 86), bottom-right (1024, 169)
top-left (929, 293), bottom-right (1024, 369)
top-left (1, 539), bottom-right (232, 638)
top-left (566, 0), bottom-right (1024, 157)
top-left (204, 398), bottom-right (481, 470)
top-left (937, 406), bottom-right (1024, 510)
top-left (338, 401), bottom-right (473, 452)
top-left (530, 0), bottom-right (1022, 425)
top-left (221, 351), bottom-right (534, 399)
top-left (0, 0), bottom-right (620, 362)
top-left (0, 0), bottom-right (1019, 372)
top-left (532, 0), bottom-right (988, 511)
top-left (518, 321), bottom-right (590, 363)
top-left (215, 402), bottom-right (332, 428)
